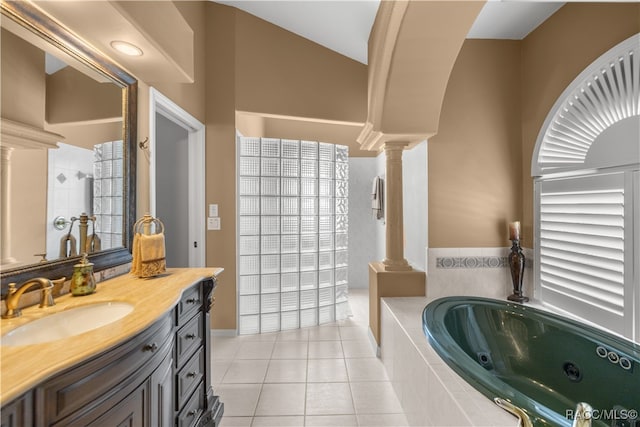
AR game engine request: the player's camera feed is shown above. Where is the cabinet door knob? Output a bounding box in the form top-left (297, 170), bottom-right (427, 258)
top-left (143, 343), bottom-right (158, 352)
top-left (187, 410), bottom-right (196, 417)
top-left (186, 298), bottom-right (200, 304)
top-left (185, 333), bottom-right (196, 339)
top-left (187, 371), bottom-right (197, 378)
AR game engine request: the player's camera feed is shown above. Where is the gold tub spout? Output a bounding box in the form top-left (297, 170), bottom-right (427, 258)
top-left (2, 278), bottom-right (55, 319)
top-left (494, 397), bottom-right (533, 427)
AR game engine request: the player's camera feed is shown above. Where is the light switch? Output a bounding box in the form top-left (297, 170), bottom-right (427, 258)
top-left (208, 204), bottom-right (218, 217)
top-left (207, 217), bottom-right (221, 230)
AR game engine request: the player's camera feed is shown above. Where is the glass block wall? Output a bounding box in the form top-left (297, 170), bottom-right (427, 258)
top-left (237, 137), bottom-right (350, 334)
top-left (92, 140), bottom-right (124, 250)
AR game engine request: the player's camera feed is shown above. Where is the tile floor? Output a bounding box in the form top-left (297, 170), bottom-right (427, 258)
top-left (212, 289), bottom-right (409, 427)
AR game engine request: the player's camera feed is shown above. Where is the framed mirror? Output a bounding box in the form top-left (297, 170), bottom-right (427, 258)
top-left (0, 0), bottom-right (137, 295)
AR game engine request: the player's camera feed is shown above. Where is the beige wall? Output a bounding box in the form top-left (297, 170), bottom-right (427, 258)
top-left (234, 11), bottom-right (367, 124)
top-left (203, 3), bottom-right (237, 330)
top-left (1, 29), bottom-right (45, 127)
top-left (9, 149), bottom-right (47, 266)
top-left (145, 2), bottom-right (207, 124)
top-left (429, 40), bottom-right (522, 248)
top-left (45, 122), bottom-right (123, 151)
top-left (429, 3), bottom-right (640, 249)
top-left (135, 0), bottom-right (208, 217)
top-left (521, 2), bottom-right (640, 246)
top-left (46, 68), bottom-right (122, 125)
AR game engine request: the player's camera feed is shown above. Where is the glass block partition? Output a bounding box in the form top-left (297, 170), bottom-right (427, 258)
top-left (238, 137), bottom-right (350, 334)
top-left (92, 140), bottom-right (124, 250)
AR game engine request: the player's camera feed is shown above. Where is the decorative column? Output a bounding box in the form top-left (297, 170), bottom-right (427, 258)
top-left (1, 118), bottom-right (64, 267)
top-left (1, 145), bottom-right (17, 265)
top-left (382, 141), bottom-right (411, 271)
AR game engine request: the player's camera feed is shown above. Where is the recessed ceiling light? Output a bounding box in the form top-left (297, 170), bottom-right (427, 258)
top-left (110, 40), bottom-right (143, 57)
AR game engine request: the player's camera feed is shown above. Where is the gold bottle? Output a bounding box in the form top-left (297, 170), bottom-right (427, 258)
top-left (71, 253), bottom-right (97, 296)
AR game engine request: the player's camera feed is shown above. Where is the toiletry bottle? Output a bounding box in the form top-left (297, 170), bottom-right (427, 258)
top-left (71, 253), bottom-right (97, 296)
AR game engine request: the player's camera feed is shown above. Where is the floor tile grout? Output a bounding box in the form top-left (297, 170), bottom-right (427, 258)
top-left (213, 289), bottom-right (408, 426)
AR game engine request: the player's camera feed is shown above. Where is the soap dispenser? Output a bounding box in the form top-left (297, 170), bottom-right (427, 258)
top-left (71, 253), bottom-right (97, 296)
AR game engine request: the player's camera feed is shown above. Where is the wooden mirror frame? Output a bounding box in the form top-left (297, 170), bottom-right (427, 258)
top-left (0, 0), bottom-right (137, 294)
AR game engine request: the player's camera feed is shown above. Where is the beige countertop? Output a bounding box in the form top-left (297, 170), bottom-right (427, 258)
top-left (0, 267), bottom-right (224, 404)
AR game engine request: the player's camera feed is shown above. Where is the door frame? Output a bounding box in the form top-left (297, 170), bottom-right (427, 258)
top-left (149, 87), bottom-right (205, 267)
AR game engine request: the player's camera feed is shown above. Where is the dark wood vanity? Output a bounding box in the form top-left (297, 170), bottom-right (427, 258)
top-left (1, 270), bottom-right (223, 427)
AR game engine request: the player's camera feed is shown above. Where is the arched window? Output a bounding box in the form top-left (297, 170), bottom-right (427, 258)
top-left (532, 34), bottom-right (640, 342)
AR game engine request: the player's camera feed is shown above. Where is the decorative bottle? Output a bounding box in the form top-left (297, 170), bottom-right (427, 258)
top-left (71, 253), bottom-right (97, 296)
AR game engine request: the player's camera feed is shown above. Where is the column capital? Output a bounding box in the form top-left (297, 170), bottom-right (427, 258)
top-left (1, 144), bottom-right (15, 161)
top-left (382, 141), bottom-right (410, 152)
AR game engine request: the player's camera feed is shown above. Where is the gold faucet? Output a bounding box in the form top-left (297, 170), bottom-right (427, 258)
top-left (2, 278), bottom-right (55, 319)
top-left (494, 397), bottom-right (533, 427)
top-left (572, 402), bottom-right (592, 427)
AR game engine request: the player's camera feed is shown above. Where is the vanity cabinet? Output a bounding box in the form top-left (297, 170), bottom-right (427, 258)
top-left (0, 392), bottom-right (32, 427)
top-left (1, 275), bottom-right (223, 427)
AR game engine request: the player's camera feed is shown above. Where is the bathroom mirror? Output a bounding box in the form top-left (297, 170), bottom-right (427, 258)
top-left (0, 1), bottom-right (137, 295)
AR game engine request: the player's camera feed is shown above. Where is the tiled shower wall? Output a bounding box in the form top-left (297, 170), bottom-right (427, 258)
top-left (237, 137), bottom-right (350, 334)
top-left (347, 158), bottom-right (379, 288)
top-left (46, 143), bottom-right (94, 260)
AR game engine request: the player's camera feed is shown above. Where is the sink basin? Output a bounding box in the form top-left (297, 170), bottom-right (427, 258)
top-left (1, 302), bottom-right (134, 347)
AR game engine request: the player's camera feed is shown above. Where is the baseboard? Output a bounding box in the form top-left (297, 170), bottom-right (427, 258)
top-left (211, 329), bottom-right (237, 336)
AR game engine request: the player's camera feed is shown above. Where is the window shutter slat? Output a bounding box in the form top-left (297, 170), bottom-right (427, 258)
top-left (539, 178), bottom-right (626, 323)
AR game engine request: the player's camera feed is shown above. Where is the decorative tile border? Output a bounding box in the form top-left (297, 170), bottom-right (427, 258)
top-left (436, 256), bottom-right (507, 269)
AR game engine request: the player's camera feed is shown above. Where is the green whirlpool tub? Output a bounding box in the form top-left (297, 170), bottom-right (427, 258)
top-left (422, 297), bottom-right (640, 427)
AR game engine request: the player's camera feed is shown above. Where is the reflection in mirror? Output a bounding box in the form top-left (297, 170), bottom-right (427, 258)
top-left (2, 28), bottom-right (124, 267)
top-left (0, 1), bottom-right (137, 294)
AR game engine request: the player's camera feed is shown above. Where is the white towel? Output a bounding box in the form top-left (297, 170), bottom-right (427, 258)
top-left (371, 176), bottom-right (384, 220)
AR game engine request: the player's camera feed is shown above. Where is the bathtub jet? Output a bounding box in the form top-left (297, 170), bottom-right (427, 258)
top-left (423, 297), bottom-right (640, 427)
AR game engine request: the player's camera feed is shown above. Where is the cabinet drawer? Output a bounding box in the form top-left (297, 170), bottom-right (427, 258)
top-left (176, 285), bottom-right (202, 327)
top-left (40, 315), bottom-right (173, 423)
top-left (176, 311), bottom-right (204, 368)
top-left (54, 378), bottom-right (150, 427)
top-left (176, 348), bottom-right (204, 409)
top-left (177, 383), bottom-right (204, 427)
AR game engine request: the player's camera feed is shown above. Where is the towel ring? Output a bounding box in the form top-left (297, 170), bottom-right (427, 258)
top-left (134, 214), bottom-right (164, 235)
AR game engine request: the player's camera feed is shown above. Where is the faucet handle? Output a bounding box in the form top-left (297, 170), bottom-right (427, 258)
top-left (7, 283), bottom-right (17, 296)
top-left (2, 284), bottom-right (19, 319)
top-left (51, 277), bottom-right (66, 297)
top-left (39, 282), bottom-right (56, 309)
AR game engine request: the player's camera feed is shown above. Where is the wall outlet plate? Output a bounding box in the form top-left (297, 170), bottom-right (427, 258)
top-left (207, 217), bottom-right (220, 230)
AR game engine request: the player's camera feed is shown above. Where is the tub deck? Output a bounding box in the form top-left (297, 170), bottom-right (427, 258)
top-left (380, 296), bottom-right (519, 427)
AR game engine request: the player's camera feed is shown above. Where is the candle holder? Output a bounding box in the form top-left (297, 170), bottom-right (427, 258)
top-left (507, 238), bottom-right (528, 303)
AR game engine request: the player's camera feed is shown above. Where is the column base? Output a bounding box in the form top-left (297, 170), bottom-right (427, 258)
top-left (1, 257), bottom-right (18, 267)
top-left (382, 258), bottom-right (412, 271)
top-left (369, 261), bottom-right (426, 345)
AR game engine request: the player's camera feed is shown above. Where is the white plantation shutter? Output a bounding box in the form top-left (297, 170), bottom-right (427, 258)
top-left (532, 34), bottom-right (640, 175)
top-left (536, 172), bottom-right (634, 337)
top-left (532, 34), bottom-right (640, 342)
